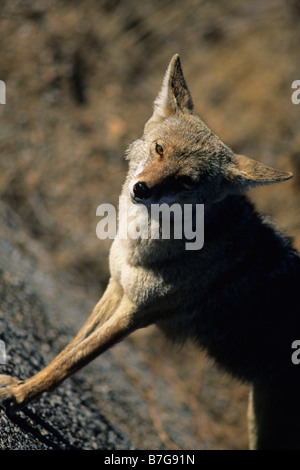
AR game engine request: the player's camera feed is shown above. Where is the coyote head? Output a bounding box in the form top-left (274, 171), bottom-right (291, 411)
top-left (126, 54), bottom-right (292, 207)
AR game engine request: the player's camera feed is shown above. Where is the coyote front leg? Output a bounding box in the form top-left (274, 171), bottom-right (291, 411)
top-left (0, 278), bottom-right (138, 411)
top-left (59, 277), bottom-right (124, 353)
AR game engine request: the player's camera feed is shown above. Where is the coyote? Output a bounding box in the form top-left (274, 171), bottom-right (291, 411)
top-left (1, 54), bottom-right (300, 450)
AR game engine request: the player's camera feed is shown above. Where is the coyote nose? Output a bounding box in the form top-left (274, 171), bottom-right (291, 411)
top-left (132, 182), bottom-right (152, 200)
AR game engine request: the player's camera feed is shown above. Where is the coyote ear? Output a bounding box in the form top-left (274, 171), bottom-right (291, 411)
top-left (228, 154), bottom-right (293, 192)
top-left (144, 54), bottom-right (194, 132)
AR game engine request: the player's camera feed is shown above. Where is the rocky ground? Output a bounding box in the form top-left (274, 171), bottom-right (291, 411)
top-left (0, 200), bottom-right (134, 449)
top-left (1, 0), bottom-right (300, 450)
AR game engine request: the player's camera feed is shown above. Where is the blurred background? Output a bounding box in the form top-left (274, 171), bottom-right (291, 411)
top-left (0, 0), bottom-right (300, 450)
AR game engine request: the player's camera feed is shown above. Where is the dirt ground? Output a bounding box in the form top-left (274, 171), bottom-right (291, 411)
top-left (1, 0), bottom-right (300, 450)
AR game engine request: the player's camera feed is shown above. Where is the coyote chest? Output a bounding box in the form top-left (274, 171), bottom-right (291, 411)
top-left (109, 236), bottom-right (183, 308)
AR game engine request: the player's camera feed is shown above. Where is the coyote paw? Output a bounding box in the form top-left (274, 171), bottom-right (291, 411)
top-left (0, 374), bottom-right (24, 411)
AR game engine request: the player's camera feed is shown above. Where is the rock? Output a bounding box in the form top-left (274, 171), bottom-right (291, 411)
top-left (0, 200), bottom-right (134, 450)
top-left (0, 318), bottom-right (131, 450)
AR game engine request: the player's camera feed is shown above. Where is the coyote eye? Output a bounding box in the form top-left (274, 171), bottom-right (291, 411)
top-left (155, 143), bottom-right (164, 156)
